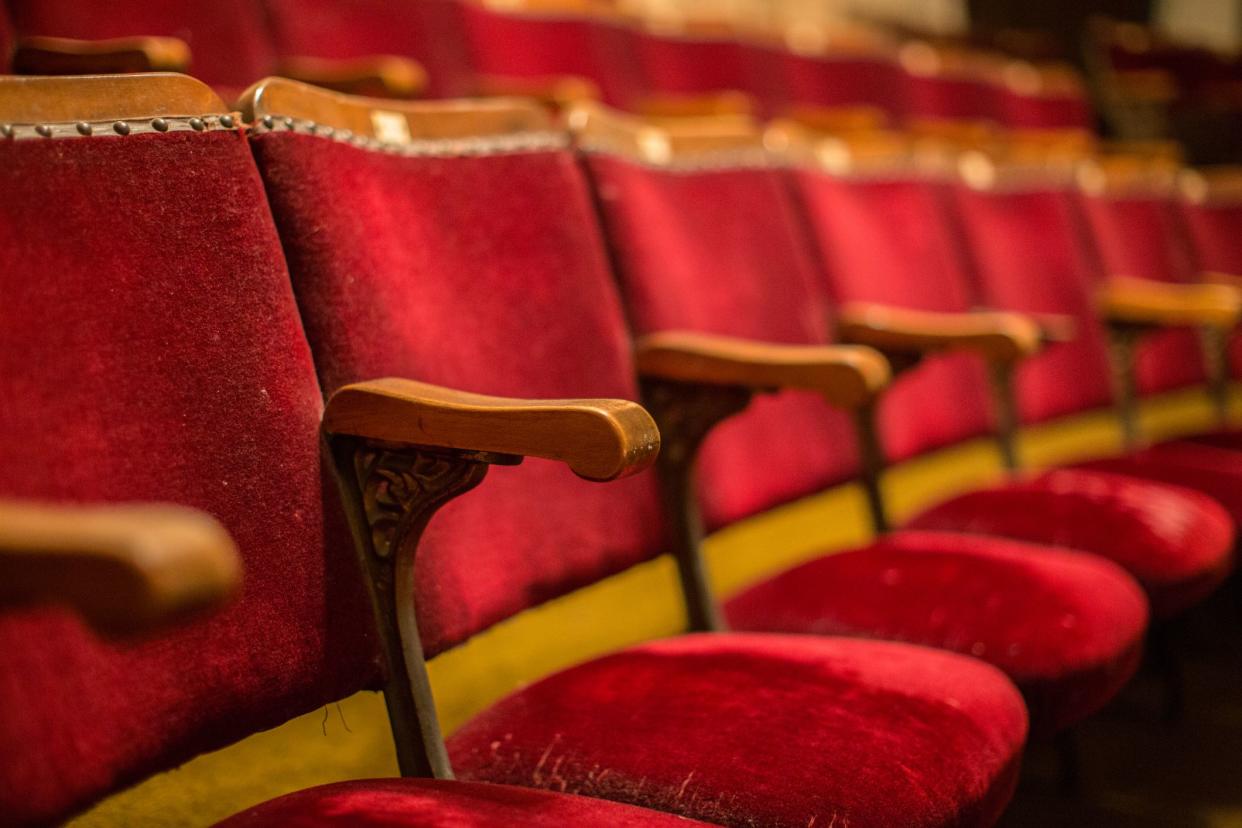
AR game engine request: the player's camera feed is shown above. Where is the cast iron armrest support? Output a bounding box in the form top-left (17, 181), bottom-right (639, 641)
top-left (1099, 277), bottom-right (1242, 448)
top-left (323, 377), bottom-right (659, 482)
top-left (633, 331), bottom-right (893, 627)
top-left (635, 330), bottom-right (891, 407)
top-left (275, 55), bottom-right (428, 100)
top-left (11, 35), bottom-right (191, 75)
top-left (836, 302), bottom-right (1044, 364)
top-left (0, 501), bottom-right (240, 636)
top-left (320, 377), bottom-right (660, 781)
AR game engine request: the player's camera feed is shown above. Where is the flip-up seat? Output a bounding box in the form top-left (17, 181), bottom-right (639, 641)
top-left (571, 103), bottom-right (1149, 735)
top-left (781, 124), bottom-right (1234, 618)
top-left (240, 77), bottom-right (1029, 825)
top-left (0, 72), bottom-right (722, 828)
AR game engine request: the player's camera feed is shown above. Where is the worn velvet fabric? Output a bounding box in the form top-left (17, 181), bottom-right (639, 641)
top-left (1078, 192), bottom-right (1207, 394)
top-left (264, 0), bottom-right (476, 98)
top-left (217, 779), bottom-right (709, 827)
top-left (7, 0), bottom-right (274, 93)
top-left (727, 530), bottom-right (1148, 734)
top-left (450, 633), bottom-right (1027, 828)
top-left (0, 131), bottom-right (378, 825)
top-left (907, 469), bottom-right (1234, 618)
top-left (252, 134), bottom-right (666, 656)
top-left (460, 4), bottom-right (642, 107)
top-left (791, 170), bottom-right (996, 460)
top-left (583, 154), bottom-right (862, 530)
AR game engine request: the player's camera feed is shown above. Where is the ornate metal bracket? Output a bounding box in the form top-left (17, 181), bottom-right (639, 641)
top-left (850, 400), bottom-right (891, 535)
top-left (640, 378), bottom-right (751, 632)
top-left (327, 435), bottom-right (519, 779)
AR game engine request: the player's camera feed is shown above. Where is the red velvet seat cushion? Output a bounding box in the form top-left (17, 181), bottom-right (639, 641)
top-left (726, 530), bottom-right (1148, 734)
top-left (907, 469), bottom-right (1235, 618)
top-left (450, 634), bottom-right (1027, 827)
top-left (217, 779), bottom-right (708, 827)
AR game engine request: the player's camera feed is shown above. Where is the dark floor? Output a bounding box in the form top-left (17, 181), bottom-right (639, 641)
top-left (1002, 576), bottom-right (1242, 827)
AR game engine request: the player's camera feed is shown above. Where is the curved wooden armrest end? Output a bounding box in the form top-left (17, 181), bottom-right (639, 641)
top-left (1100, 277), bottom-right (1242, 329)
top-left (635, 331), bottom-right (890, 408)
top-left (12, 35), bottom-right (191, 75)
top-left (837, 303), bottom-right (1044, 362)
top-left (323, 378), bottom-right (659, 482)
top-left (0, 502), bottom-right (241, 636)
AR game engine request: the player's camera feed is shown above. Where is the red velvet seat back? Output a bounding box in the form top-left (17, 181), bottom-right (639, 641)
top-left (461, 5), bottom-right (642, 107)
top-left (0, 101), bottom-right (377, 825)
top-left (993, 85), bottom-right (1092, 130)
top-left (581, 150), bottom-right (861, 529)
top-left (6, 0), bottom-right (276, 95)
top-left (791, 169), bottom-right (995, 460)
top-left (901, 70), bottom-right (993, 124)
top-left (951, 180), bottom-right (1116, 423)
top-left (1078, 189), bottom-right (1206, 393)
top-left (633, 31), bottom-right (779, 107)
top-left (263, 0), bottom-right (476, 98)
top-left (249, 117), bottom-right (664, 657)
top-left (1180, 186), bottom-right (1242, 376)
top-left (779, 51), bottom-right (904, 119)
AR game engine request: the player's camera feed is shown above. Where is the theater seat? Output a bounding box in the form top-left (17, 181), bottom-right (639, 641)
top-left (727, 530), bottom-right (1147, 733)
top-left (450, 635), bottom-right (1025, 828)
top-left (218, 779), bottom-right (710, 827)
top-left (908, 469), bottom-right (1234, 618)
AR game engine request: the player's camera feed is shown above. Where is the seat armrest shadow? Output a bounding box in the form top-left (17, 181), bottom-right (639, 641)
top-left (0, 501), bottom-right (241, 636)
top-left (12, 35), bottom-right (191, 75)
top-left (323, 378), bottom-right (659, 482)
top-left (276, 55), bottom-right (428, 100)
top-left (634, 330), bottom-right (890, 408)
top-left (836, 303), bottom-right (1044, 362)
top-left (1099, 277), bottom-right (1242, 329)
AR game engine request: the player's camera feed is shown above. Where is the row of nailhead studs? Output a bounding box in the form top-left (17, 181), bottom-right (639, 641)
top-left (251, 114), bottom-right (571, 157)
top-left (1, 114), bottom-right (235, 140)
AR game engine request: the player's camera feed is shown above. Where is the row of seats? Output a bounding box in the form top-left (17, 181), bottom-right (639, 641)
top-left (2, 71), bottom-right (1241, 826)
top-left (0, 0), bottom-right (1094, 129)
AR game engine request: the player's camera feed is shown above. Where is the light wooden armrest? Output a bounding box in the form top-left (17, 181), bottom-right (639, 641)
top-left (837, 303), bottom-right (1043, 363)
top-left (11, 35), bottom-right (191, 75)
top-left (634, 331), bottom-right (890, 408)
top-left (1202, 271), bottom-right (1242, 290)
top-left (323, 378), bottom-right (659, 482)
top-left (1030, 312), bottom-right (1078, 344)
top-left (276, 55), bottom-right (428, 100)
top-left (1099, 277), bottom-right (1242, 329)
top-left (0, 501), bottom-right (240, 636)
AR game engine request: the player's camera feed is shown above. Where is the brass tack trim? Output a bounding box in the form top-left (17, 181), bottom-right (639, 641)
top-left (1, 114), bottom-right (238, 141)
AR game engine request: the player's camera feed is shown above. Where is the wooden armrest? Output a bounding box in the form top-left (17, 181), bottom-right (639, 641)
top-left (1202, 271), bottom-right (1242, 290)
top-left (1099, 277), bottom-right (1242, 329)
top-left (634, 331), bottom-right (890, 408)
top-left (0, 501), bottom-right (240, 636)
top-left (276, 55), bottom-right (428, 100)
top-left (837, 303), bottom-right (1043, 362)
top-left (323, 378), bottom-right (658, 482)
top-left (1030, 312), bottom-right (1078, 344)
top-left (12, 35), bottom-right (191, 75)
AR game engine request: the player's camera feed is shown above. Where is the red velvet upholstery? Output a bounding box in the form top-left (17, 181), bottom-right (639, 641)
top-left (6, 0), bottom-right (275, 95)
top-left (779, 50), bottom-right (904, 118)
top-left (218, 779), bottom-right (709, 827)
top-left (1078, 191), bottom-right (1207, 393)
top-left (460, 5), bottom-right (642, 107)
top-left (450, 634), bottom-right (1027, 827)
top-left (632, 31), bottom-right (781, 111)
top-left (0, 130), bottom-right (378, 825)
top-left (992, 85), bottom-right (1092, 130)
top-left (0, 2), bottom-right (13, 72)
top-left (727, 530), bottom-right (1148, 734)
top-left (790, 169), bottom-right (995, 460)
top-left (582, 153), bottom-right (861, 530)
top-left (263, 0), bottom-right (476, 98)
top-left (951, 183), bottom-right (1117, 422)
top-left (253, 133), bottom-right (665, 656)
top-left (253, 128), bottom-right (1029, 825)
top-left (901, 71), bottom-right (993, 124)
top-left (908, 469), bottom-right (1235, 618)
